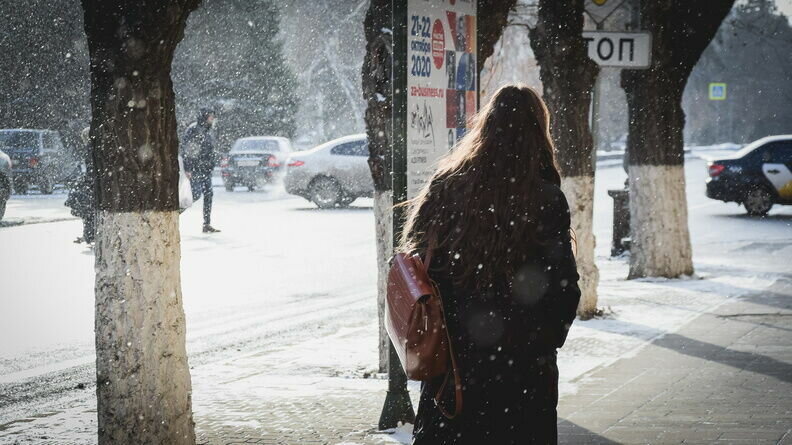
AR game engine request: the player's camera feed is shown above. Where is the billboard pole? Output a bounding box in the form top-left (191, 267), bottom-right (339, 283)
top-left (378, 0), bottom-right (415, 431)
top-left (380, 0), bottom-right (477, 430)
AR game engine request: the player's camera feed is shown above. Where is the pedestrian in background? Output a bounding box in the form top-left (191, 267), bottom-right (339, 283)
top-left (402, 84), bottom-right (581, 445)
top-left (65, 127), bottom-right (95, 244)
top-left (182, 107), bottom-right (220, 233)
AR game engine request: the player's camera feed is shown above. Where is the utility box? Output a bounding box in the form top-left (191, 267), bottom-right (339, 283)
top-left (608, 188), bottom-right (630, 256)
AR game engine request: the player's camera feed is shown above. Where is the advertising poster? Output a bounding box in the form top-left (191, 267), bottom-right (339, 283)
top-left (406, 0), bottom-right (477, 199)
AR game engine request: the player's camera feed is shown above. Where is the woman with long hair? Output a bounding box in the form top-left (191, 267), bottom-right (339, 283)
top-left (403, 84), bottom-right (581, 444)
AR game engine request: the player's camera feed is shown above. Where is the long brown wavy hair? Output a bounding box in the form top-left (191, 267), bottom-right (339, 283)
top-left (400, 84), bottom-right (561, 291)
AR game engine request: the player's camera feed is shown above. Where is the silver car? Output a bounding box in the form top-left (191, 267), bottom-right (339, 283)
top-left (284, 134), bottom-right (373, 208)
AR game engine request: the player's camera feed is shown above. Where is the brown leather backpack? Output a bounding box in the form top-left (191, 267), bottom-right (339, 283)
top-left (385, 249), bottom-right (463, 419)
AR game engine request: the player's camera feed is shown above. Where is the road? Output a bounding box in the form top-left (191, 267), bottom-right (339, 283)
top-left (0, 156), bottom-right (790, 442)
top-left (0, 185), bottom-right (379, 429)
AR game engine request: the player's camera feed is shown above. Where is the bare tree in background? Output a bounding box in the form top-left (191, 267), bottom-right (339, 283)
top-left (81, 0), bottom-right (199, 443)
top-left (529, 0), bottom-right (601, 317)
top-left (622, 0), bottom-right (734, 279)
top-left (282, 0), bottom-right (369, 145)
top-left (362, 0), bottom-right (516, 371)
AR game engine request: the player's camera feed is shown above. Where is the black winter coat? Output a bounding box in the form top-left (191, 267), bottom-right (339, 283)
top-left (64, 142), bottom-right (95, 219)
top-left (412, 183), bottom-right (581, 445)
top-left (182, 123), bottom-right (216, 175)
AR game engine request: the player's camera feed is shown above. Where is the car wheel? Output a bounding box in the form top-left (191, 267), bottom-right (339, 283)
top-left (309, 176), bottom-right (341, 209)
top-left (13, 178), bottom-right (28, 195)
top-left (338, 195), bottom-right (356, 207)
top-left (743, 187), bottom-right (773, 216)
top-left (224, 181), bottom-right (235, 192)
top-left (38, 177), bottom-right (54, 195)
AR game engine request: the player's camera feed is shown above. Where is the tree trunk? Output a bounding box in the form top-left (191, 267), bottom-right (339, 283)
top-left (621, 0), bottom-right (734, 279)
top-left (362, 0), bottom-right (393, 373)
top-left (81, 1), bottom-right (199, 443)
top-left (529, 0), bottom-right (600, 318)
top-left (477, 0), bottom-right (517, 75)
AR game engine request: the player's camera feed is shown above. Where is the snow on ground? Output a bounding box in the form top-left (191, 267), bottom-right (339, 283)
top-left (0, 188), bottom-right (75, 228)
top-left (0, 152), bottom-right (790, 443)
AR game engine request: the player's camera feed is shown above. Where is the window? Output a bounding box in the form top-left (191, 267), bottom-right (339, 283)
top-left (233, 139), bottom-right (281, 152)
top-left (331, 140), bottom-right (368, 156)
top-left (43, 132), bottom-right (64, 151)
top-left (767, 141), bottom-right (792, 164)
top-left (0, 131), bottom-right (39, 150)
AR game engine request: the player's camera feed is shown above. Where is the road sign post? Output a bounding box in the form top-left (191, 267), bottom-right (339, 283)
top-left (380, 0), bottom-right (478, 430)
top-left (708, 82), bottom-right (730, 141)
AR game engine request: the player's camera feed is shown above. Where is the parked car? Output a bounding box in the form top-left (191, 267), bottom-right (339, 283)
top-left (0, 149), bottom-right (11, 220)
top-left (706, 135), bottom-right (792, 215)
top-left (0, 129), bottom-right (78, 194)
top-left (220, 136), bottom-right (292, 191)
top-left (284, 134), bottom-right (373, 208)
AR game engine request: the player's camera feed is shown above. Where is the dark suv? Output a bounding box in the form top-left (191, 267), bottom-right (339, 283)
top-left (0, 149), bottom-right (11, 220)
top-left (220, 136), bottom-right (292, 191)
top-left (0, 129), bottom-right (78, 194)
top-left (706, 135), bottom-right (792, 215)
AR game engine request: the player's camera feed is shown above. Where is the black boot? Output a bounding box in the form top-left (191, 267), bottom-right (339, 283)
top-left (203, 224), bottom-right (220, 233)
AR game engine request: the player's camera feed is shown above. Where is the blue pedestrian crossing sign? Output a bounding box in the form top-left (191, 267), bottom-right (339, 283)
top-left (709, 83), bottom-right (727, 100)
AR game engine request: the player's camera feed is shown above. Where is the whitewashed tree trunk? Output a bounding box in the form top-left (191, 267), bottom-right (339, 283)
top-left (621, 0), bottom-right (733, 280)
top-left (529, 0), bottom-right (600, 317)
top-left (95, 211), bottom-right (195, 445)
top-left (374, 190), bottom-right (393, 372)
top-left (627, 165), bottom-right (694, 278)
top-left (561, 176), bottom-right (599, 317)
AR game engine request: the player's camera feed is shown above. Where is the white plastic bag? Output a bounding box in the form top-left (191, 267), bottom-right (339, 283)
top-left (178, 156), bottom-right (193, 211)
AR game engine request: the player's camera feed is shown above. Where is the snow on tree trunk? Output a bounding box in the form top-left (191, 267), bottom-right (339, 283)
top-left (373, 190), bottom-right (393, 371)
top-left (561, 176), bottom-right (599, 314)
top-left (621, 0), bottom-right (734, 279)
top-left (95, 211), bottom-right (194, 444)
top-left (529, 0), bottom-right (600, 318)
top-left (81, 1), bottom-right (199, 442)
top-left (627, 165), bottom-right (693, 278)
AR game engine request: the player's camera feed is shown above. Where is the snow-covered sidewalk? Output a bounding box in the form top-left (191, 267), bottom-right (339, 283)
top-left (0, 158), bottom-right (789, 444)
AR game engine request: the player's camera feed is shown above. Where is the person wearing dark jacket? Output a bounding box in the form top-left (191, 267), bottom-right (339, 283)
top-left (401, 84), bottom-right (581, 445)
top-left (65, 127), bottom-right (96, 244)
top-left (182, 108), bottom-right (220, 233)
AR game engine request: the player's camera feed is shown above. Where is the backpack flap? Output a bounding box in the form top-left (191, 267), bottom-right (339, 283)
top-left (386, 252), bottom-right (449, 380)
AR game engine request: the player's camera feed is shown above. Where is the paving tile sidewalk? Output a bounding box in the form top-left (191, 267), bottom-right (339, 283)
top-left (195, 284), bottom-right (792, 445)
top-left (558, 287), bottom-right (792, 444)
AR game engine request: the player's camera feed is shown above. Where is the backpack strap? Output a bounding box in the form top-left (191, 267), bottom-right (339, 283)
top-left (422, 235), bottom-right (463, 419)
top-left (433, 329), bottom-right (463, 419)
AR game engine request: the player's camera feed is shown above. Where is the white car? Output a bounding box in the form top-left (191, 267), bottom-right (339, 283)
top-left (284, 134), bottom-right (373, 208)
